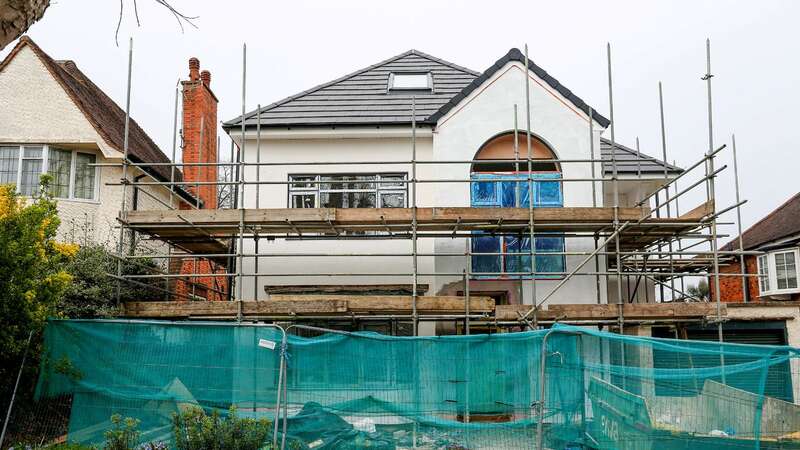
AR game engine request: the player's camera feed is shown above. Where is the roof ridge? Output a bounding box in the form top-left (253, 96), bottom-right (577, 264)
top-left (227, 49), bottom-right (473, 127)
top-left (406, 49), bottom-right (481, 77)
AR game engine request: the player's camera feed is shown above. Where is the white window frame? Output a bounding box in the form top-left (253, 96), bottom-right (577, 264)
top-left (0, 144), bottom-right (100, 202)
top-left (288, 173), bottom-right (408, 209)
top-left (387, 72), bottom-right (433, 91)
top-left (757, 248), bottom-right (800, 296)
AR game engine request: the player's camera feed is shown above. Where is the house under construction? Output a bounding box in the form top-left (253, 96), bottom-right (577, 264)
top-left (107, 43), bottom-right (794, 345)
top-left (7, 40), bottom-right (800, 450)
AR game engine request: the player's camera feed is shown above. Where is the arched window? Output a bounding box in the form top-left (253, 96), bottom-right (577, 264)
top-left (470, 132), bottom-right (565, 279)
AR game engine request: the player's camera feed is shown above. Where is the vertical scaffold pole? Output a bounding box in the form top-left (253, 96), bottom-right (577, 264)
top-left (254, 105), bottom-right (261, 301)
top-left (524, 44), bottom-right (538, 327)
top-left (411, 96), bottom-right (419, 336)
top-left (731, 134), bottom-right (748, 302)
top-left (673, 160), bottom-right (686, 297)
top-left (167, 81), bottom-right (179, 299)
top-left (589, 109), bottom-right (601, 305)
top-left (703, 39), bottom-right (726, 382)
top-left (115, 37), bottom-right (134, 305)
top-left (514, 105), bottom-right (524, 306)
top-left (227, 139), bottom-right (237, 302)
top-left (703, 39), bottom-right (723, 339)
top-left (606, 43), bottom-right (624, 333)
top-left (658, 82), bottom-right (676, 301)
top-left (236, 43), bottom-right (247, 319)
top-left (464, 237), bottom-right (471, 335)
top-left (170, 81), bottom-right (179, 208)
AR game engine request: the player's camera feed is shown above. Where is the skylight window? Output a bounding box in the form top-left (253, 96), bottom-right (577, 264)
top-left (388, 73), bottom-right (431, 91)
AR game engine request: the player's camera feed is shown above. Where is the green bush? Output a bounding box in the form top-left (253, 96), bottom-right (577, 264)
top-left (172, 406), bottom-right (273, 450)
top-left (103, 414), bottom-right (140, 450)
top-left (59, 243), bottom-right (163, 319)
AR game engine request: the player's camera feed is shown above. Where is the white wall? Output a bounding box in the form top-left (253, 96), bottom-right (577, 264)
top-left (236, 132), bottom-right (435, 303)
top-left (433, 60), bottom-right (609, 305)
top-left (0, 45), bottom-right (122, 159)
top-left (0, 44), bottom-right (177, 250)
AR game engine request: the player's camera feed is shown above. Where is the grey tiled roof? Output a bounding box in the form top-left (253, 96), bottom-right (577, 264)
top-left (223, 50), bottom-right (480, 128)
top-left (224, 48), bottom-right (611, 129)
top-left (429, 48), bottom-right (610, 128)
top-left (600, 138), bottom-right (682, 176)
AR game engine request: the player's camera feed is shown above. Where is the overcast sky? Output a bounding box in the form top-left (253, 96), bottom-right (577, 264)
top-left (4, 0), bottom-right (799, 240)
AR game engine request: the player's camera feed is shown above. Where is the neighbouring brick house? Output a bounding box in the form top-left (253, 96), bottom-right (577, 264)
top-left (713, 192), bottom-right (800, 302)
top-left (0, 36), bottom-right (226, 301)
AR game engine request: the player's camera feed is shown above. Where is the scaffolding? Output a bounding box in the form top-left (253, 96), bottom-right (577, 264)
top-left (104, 39), bottom-right (756, 340)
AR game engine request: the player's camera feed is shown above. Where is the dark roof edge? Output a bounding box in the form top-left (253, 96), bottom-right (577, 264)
top-left (222, 49), bottom-right (479, 129)
top-left (600, 138), bottom-right (683, 173)
top-left (127, 154), bottom-right (202, 207)
top-left (428, 48), bottom-right (611, 127)
top-left (721, 192), bottom-right (800, 251)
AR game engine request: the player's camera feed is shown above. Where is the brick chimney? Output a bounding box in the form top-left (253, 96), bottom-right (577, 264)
top-left (174, 58), bottom-right (226, 301)
top-left (181, 57), bottom-right (218, 209)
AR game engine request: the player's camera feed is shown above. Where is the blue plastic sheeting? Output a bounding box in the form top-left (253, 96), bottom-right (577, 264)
top-left (469, 172), bottom-right (565, 278)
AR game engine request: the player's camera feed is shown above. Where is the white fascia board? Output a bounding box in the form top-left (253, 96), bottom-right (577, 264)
top-left (227, 125), bottom-right (434, 144)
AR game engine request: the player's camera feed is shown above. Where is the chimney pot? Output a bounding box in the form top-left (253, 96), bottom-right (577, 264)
top-left (200, 70), bottom-right (211, 87)
top-left (188, 57), bottom-right (200, 81)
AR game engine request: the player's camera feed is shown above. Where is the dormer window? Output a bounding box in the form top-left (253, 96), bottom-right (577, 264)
top-left (388, 72), bottom-right (432, 91)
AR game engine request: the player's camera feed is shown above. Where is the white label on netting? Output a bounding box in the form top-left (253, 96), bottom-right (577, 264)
top-left (258, 339), bottom-right (276, 350)
top-left (308, 439), bottom-right (323, 448)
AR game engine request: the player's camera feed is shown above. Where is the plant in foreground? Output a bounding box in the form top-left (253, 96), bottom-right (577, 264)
top-left (172, 406), bottom-right (273, 450)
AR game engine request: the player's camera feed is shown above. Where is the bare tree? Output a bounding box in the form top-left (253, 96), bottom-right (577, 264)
top-left (0, 0), bottom-right (196, 51)
top-left (217, 160), bottom-right (234, 209)
top-left (687, 279), bottom-right (710, 302)
top-left (0, 0), bottom-right (50, 50)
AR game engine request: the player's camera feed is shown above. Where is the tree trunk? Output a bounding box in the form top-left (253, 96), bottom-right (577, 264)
top-left (0, 0), bottom-right (50, 51)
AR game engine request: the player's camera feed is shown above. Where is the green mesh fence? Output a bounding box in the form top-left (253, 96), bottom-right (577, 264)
top-left (25, 319), bottom-right (800, 449)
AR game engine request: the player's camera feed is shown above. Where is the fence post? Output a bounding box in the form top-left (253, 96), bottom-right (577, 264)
top-left (0, 330), bottom-right (33, 448)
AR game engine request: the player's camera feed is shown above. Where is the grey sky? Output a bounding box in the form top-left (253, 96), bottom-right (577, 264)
top-left (4, 0), bottom-right (798, 242)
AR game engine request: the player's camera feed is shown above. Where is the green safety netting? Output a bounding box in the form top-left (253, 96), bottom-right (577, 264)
top-left (30, 319), bottom-right (800, 450)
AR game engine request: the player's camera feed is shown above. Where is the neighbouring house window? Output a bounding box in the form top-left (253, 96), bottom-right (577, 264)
top-left (288, 173), bottom-right (407, 209)
top-left (775, 251), bottom-right (798, 290)
top-left (74, 153), bottom-right (97, 200)
top-left (0, 146), bottom-right (19, 185)
top-left (758, 254), bottom-right (770, 293)
top-left (48, 149), bottom-right (72, 198)
top-left (388, 72), bottom-right (431, 91)
top-left (757, 249), bottom-right (800, 296)
top-left (0, 144), bottom-right (98, 200)
top-left (20, 146), bottom-right (43, 196)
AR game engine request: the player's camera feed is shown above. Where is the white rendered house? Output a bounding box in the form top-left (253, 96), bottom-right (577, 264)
top-left (224, 49), bottom-right (681, 325)
top-left (0, 37), bottom-right (199, 246)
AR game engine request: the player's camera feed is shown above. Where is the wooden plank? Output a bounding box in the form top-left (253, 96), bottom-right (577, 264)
top-left (548, 303), bottom-right (722, 319)
top-left (268, 295), bottom-right (495, 313)
top-left (124, 206), bottom-right (653, 230)
top-left (123, 300), bottom-right (348, 318)
top-left (263, 284), bottom-right (430, 295)
top-left (495, 303), bottom-right (722, 321)
top-left (680, 200), bottom-right (714, 220)
top-left (122, 295), bottom-right (494, 318)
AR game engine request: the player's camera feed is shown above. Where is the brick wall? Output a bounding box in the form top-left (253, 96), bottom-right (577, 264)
top-left (712, 254), bottom-right (800, 302)
top-left (711, 255), bottom-right (758, 303)
top-left (174, 58), bottom-right (227, 301)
